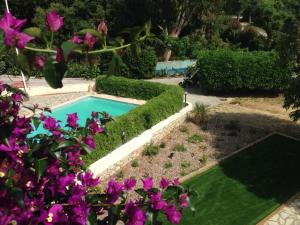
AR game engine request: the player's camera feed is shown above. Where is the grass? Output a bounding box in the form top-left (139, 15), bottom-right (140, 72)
top-left (164, 161), bottom-right (173, 169)
top-left (173, 144), bottom-right (188, 152)
top-left (187, 134), bottom-right (204, 143)
top-left (131, 159), bottom-right (139, 167)
top-left (143, 143), bottom-right (160, 156)
top-left (164, 134), bottom-right (300, 225)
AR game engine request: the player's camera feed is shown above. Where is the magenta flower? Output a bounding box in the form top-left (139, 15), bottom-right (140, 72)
top-left (179, 194), bottom-right (189, 208)
top-left (57, 174), bottom-right (75, 195)
top-left (142, 177), bottom-right (153, 191)
top-left (105, 180), bottom-right (124, 204)
top-left (56, 47), bottom-right (64, 62)
top-left (3, 28), bottom-right (34, 49)
top-left (159, 178), bottom-right (170, 190)
top-left (83, 32), bottom-right (97, 49)
top-left (88, 121), bottom-right (104, 134)
top-left (46, 11), bottom-right (63, 32)
top-left (67, 113), bottom-right (78, 129)
top-left (125, 201), bottom-right (146, 225)
top-left (70, 35), bottom-right (83, 44)
top-left (84, 136), bottom-right (95, 149)
top-left (124, 178), bottom-right (137, 191)
top-left (45, 204), bottom-right (67, 224)
top-left (165, 205), bottom-right (182, 224)
top-left (69, 201), bottom-right (90, 225)
top-left (172, 178), bottom-right (180, 186)
top-left (150, 192), bottom-right (167, 210)
top-left (79, 171), bottom-right (100, 188)
top-left (0, 11), bottom-right (26, 32)
top-left (34, 56), bottom-right (45, 70)
top-left (43, 116), bottom-right (58, 131)
top-left (97, 20), bottom-right (108, 35)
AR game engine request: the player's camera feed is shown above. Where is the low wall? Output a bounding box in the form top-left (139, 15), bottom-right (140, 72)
top-left (89, 102), bottom-right (193, 178)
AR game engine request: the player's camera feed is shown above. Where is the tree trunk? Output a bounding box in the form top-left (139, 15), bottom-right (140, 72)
top-left (163, 28), bottom-right (180, 62)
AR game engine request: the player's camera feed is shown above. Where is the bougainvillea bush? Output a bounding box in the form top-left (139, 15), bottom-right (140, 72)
top-left (0, 11), bottom-right (192, 225)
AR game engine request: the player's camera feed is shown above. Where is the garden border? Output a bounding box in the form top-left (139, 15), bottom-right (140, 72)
top-left (89, 102), bottom-right (193, 178)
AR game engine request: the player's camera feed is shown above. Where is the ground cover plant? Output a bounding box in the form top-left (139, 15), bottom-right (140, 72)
top-left (172, 134), bottom-right (300, 225)
top-left (0, 11), bottom-right (192, 225)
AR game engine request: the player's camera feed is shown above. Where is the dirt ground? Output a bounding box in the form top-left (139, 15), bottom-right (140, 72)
top-left (105, 96), bottom-right (300, 186)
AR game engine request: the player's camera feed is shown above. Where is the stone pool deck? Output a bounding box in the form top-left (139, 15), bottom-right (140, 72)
top-left (263, 195), bottom-right (300, 225)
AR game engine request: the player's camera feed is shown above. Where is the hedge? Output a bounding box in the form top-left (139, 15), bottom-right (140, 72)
top-left (195, 50), bottom-right (292, 92)
top-left (83, 76), bottom-right (184, 166)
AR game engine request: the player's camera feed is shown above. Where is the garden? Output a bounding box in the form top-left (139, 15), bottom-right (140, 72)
top-left (1, 1), bottom-right (300, 225)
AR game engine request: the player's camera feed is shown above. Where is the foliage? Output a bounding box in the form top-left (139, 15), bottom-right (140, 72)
top-left (187, 134), bottom-right (204, 144)
top-left (123, 47), bottom-right (158, 79)
top-left (84, 76), bottom-right (184, 165)
top-left (190, 103), bottom-right (209, 126)
top-left (143, 143), bottom-right (161, 156)
top-left (173, 144), bottom-right (188, 152)
top-left (195, 49), bottom-right (292, 92)
top-left (65, 63), bottom-right (101, 79)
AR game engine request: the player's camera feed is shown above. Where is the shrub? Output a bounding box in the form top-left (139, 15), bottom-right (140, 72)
top-left (174, 144), bottom-right (187, 152)
top-left (190, 103), bottom-right (209, 126)
top-left (123, 47), bottom-right (158, 79)
top-left (164, 161), bottom-right (173, 169)
top-left (195, 50), bottom-right (292, 93)
top-left (131, 159), bottom-right (139, 167)
top-left (143, 143), bottom-right (160, 156)
top-left (65, 63), bottom-right (101, 79)
top-left (84, 76), bottom-right (184, 166)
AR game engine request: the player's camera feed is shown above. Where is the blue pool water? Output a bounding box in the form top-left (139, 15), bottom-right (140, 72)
top-left (155, 60), bottom-right (196, 76)
top-left (30, 96), bottom-right (137, 136)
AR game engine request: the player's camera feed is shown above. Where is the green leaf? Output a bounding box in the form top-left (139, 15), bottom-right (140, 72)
top-left (78, 29), bottom-right (102, 38)
top-left (23, 27), bottom-right (42, 38)
top-left (32, 117), bottom-right (41, 130)
top-left (44, 58), bottom-right (66, 89)
top-left (61, 41), bottom-right (77, 61)
top-left (35, 158), bottom-right (48, 181)
top-left (16, 53), bottom-right (30, 76)
top-left (56, 140), bottom-right (75, 151)
top-left (10, 187), bottom-right (24, 208)
top-left (81, 143), bottom-right (92, 154)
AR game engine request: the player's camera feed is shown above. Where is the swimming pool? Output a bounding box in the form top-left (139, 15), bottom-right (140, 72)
top-left (30, 96), bottom-right (137, 136)
top-left (155, 60), bottom-right (196, 76)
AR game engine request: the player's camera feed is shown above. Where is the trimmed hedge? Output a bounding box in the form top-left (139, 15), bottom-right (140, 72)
top-left (84, 76), bottom-right (184, 166)
top-left (195, 50), bottom-right (292, 92)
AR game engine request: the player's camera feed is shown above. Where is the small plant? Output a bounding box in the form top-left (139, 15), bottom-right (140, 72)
top-left (224, 120), bottom-right (241, 131)
top-left (164, 161), bottom-right (173, 169)
top-left (180, 171), bottom-right (188, 176)
top-left (200, 154), bottom-right (209, 165)
top-left (179, 125), bottom-right (188, 133)
top-left (116, 170), bottom-right (124, 180)
top-left (181, 162), bottom-right (191, 169)
top-left (190, 103), bottom-right (209, 127)
top-left (131, 159), bottom-right (139, 167)
top-left (174, 144), bottom-right (188, 152)
top-left (188, 133), bottom-right (204, 143)
top-left (159, 142), bottom-right (166, 148)
top-left (143, 143), bottom-right (160, 156)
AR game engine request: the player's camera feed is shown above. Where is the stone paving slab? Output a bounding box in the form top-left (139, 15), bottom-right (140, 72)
top-left (264, 195), bottom-right (300, 225)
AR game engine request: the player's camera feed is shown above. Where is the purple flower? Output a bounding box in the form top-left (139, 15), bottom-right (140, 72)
top-left (97, 20), bottom-right (108, 35)
top-left (67, 113), bottom-right (78, 129)
top-left (56, 47), bottom-right (64, 62)
top-left (172, 178), bottom-right (180, 186)
top-left (45, 204), bottom-right (67, 224)
top-left (0, 11), bottom-right (26, 32)
top-left (125, 201), bottom-right (146, 225)
top-left (83, 32), bottom-right (97, 49)
top-left (79, 171), bottom-right (100, 188)
top-left (34, 56), bottom-right (45, 70)
top-left (105, 180), bottom-right (124, 204)
top-left (3, 28), bottom-right (34, 49)
top-left (89, 121), bottom-right (104, 134)
top-left (165, 205), bottom-right (182, 224)
top-left (150, 192), bottom-right (167, 210)
top-left (159, 178), bottom-right (170, 190)
top-left (67, 151), bottom-right (83, 167)
top-left (46, 11), bottom-right (63, 32)
top-left (142, 177), bottom-right (153, 191)
top-left (124, 178), bottom-right (137, 191)
top-left (43, 116), bottom-right (58, 131)
top-left (179, 194), bottom-right (189, 208)
top-left (57, 174), bottom-right (75, 195)
top-left (70, 35), bottom-right (83, 44)
top-left (84, 136), bottom-right (95, 149)
top-left (68, 185), bottom-right (87, 205)
top-left (69, 201), bottom-right (90, 225)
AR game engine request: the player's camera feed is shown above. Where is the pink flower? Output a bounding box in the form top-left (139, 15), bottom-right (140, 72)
top-left (46, 11), bottom-right (63, 32)
top-left (43, 116), bottom-right (58, 131)
top-left (125, 201), bottom-right (146, 225)
top-left (105, 180), bottom-right (124, 204)
top-left (83, 32), bottom-right (97, 49)
top-left (84, 136), bottom-right (95, 149)
top-left (124, 178), bottom-right (137, 191)
top-left (34, 56), bottom-right (45, 70)
top-left (179, 194), bottom-right (189, 208)
top-left (150, 192), bottom-right (167, 210)
top-left (159, 178), bottom-right (170, 190)
top-left (67, 113), bottom-right (78, 129)
top-left (97, 20), bottom-right (108, 35)
top-left (0, 11), bottom-right (26, 32)
top-left (142, 177), bottom-right (153, 191)
top-left (70, 35), bottom-right (83, 44)
top-left (172, 178), bottom-right (180, 186)
top-left (3, 28), bottom-right (34, 49)
top-left (165, 205), bottom-right (182, 224)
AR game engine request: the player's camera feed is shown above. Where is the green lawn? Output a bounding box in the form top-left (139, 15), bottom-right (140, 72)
top-left (172, 134), bottom-right (300, 225)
